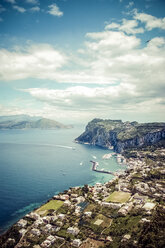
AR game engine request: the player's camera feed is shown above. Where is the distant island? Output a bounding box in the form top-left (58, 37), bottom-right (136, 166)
top-left (75, 118), bottom-right (165, 153)
top-left (0, 115), bottom-right (72, 130)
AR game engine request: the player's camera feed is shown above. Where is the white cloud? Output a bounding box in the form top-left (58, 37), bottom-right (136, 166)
top-left (1, 11), bottom-right (165, 122)
top-left (23, 84), bottom-right (137, 111)
top-left (26, 0), bottom-right (39, 4)
top-left (134, 11), bottom-right (165, 30)
top-left (47, 3), bottom-right (63, 17)
top-left (105, 19), bottom-right (144, 34)
top-left (30, 6), bottom-right (40, 12)
top-left (0, 17), bottom-right (3, 22)
top-left (0, 44), bottom-right (67, 81)
top-left (13, 5), bottom-right (26, 13)
top-left (126, 1), bottom-right (134, 9)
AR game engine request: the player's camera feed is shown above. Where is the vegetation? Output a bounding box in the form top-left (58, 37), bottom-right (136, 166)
top-left (0, 115), bottom-right (71, 129)
top-left (106, 191), bottom-right (131, 203)
top-left (36, 200), bottom-right (64, 213)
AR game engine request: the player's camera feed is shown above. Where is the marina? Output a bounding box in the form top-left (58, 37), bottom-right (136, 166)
top-left (90, 160), bottom-right (115, 175)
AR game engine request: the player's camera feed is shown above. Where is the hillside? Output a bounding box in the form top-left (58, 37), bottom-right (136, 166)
top-left (0, 115), bottom-right (72, 130)
top-left (75, 118), bottom-right (165, 153)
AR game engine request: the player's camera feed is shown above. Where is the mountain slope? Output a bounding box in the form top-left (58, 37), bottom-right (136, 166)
top-left (75, 118), bottom-right (165, 152)
top-left (0, 116), bottom-right (72, 129)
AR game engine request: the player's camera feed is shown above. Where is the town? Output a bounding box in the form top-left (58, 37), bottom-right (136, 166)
top-left (0, 147), bottom-right (165, 248)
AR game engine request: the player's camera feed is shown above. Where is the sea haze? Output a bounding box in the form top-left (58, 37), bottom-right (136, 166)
top-left (0, 127), bottom-right (124, 233)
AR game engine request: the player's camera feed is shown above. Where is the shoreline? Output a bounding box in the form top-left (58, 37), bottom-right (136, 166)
top-left (0, 146), bottom-right (164, 247)
top-left (0, 149), bottom-right (122, 236)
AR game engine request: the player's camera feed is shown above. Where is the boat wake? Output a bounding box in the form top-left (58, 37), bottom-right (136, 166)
top-left (1, 142), bottom-right (76, 150)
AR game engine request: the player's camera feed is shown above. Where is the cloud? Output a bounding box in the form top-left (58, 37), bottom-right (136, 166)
top-left (134, 11), bottom-right (165, 30)
top-left (23, 84), bottom-right (138, 111)
top-left (1, 11), bottom-right (165, 122)
top-left (26, 0), bottom-right (39, 4)
top-left (105, 19), bottom-right (144, 34)
top-left (0, 44), bottom-right (67, 81)
top-left (30, 6), bottom-right (40, 12)
top-left (126, 1), bottom-right (134, 9)
top-left (0, 17), bottom-right (3, 22)
top-left (13, 5), bottom-right (26, 13)
top-left (47, 3), bottom-right (63, 17)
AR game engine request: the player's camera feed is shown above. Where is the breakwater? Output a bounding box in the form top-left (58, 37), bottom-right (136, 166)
top-left (90, 160), bottom-right (115, 175)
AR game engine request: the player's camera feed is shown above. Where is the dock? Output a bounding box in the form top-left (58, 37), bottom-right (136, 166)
top-left (90, 161), bottom-right (115, 175)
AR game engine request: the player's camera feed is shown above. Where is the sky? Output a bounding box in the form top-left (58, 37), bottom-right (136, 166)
top-left (0, 0), bottom-right (165, 124)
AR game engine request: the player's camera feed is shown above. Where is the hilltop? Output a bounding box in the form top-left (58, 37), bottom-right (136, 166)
top-left (75, 118), bottom-right (165, 153)
top-left (0, 115), bottom-right (72, 130)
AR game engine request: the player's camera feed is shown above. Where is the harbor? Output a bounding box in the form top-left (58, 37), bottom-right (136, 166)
top-left (90, 160), bottom-right (115, 175)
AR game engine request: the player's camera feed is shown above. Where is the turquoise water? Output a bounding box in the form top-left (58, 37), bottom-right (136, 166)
top-left (0, 127), bottom-right (124, 233)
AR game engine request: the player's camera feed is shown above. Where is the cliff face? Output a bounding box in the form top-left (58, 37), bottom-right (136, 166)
top-left (76, 119), bottom-right (165, 153)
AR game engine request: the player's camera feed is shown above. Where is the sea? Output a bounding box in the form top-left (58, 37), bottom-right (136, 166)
top-left (0, 127), bottom-right (125, 234)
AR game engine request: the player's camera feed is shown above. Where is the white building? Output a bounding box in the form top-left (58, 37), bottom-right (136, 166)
top-left (67, 227), bottom-right (80, 236)
top-left (84, 211), bottom-right (92, 217)
top-left (17, 219), bottom-right (27, 228)
top-left (72, 239), bottom-right (82, 247)
top-left (31, 228), bottom-right (41, 236)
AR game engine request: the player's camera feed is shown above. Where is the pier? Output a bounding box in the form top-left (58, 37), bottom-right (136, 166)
top-left (90, 161), bottom-right (115, 175)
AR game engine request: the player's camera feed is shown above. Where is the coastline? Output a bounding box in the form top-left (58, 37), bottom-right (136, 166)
top-left (0, 146), bottom-right (165, 247)
top-left (0, 148), bottom-right (122, 236)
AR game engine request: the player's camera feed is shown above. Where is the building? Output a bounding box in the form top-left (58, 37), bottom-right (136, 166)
top-left (17, 219), bottom-right (27, 228)
top-left (67, 227), bottom-right (80, 236)
top-left (72, 239), bottom-right (82, 247)
top-left (31, 228), bottom-right (41, 236)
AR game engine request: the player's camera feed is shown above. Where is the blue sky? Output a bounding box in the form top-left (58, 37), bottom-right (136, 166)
top-left (0, 0), bottom-right (165, 123)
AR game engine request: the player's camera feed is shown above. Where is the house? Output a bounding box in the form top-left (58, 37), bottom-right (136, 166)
top-left (84, 211), bottom-right (92, 217)
top-left (71, 193), bottom-right (78, 198)
top-left (53, 194), bottom-right (69, 201)
top-left (19, 228), bottom-right (27, 236)
top-left (121, 234), bottom-right (131, 242)
top-left (54, 236), bottom-right (65, 241)
top-left (143, 202), bottom-right (156, 211)
top-left (133, 193), bottom-right (147, 203)
top-left (41, 240), bottom-right (51, 248)
top-left (34, 218), bottom-right (43, 227)
top-left (72, 239), bottom-right (82, 247)
top-left (17, 219), bottom-right (27, 228)
top-left (47, 235), bottom-right (56, 244)
top-left (58, 213), bottom-right (65, 220)
top-left (106, 236), bottom-right (113, 242)
top-left (44, 224), bottom-right (53, 232)
top-left (63, 200), bottom-right (71, 207)
top-left (29, 212), bottom-right (40, 220)
top-left (140, 218), bottom-right (151, 223)
top-left (31, 228), bottom-right (41, 236)
top-left (118, 203), bottom-right (133, 216)
top-left (102, 202), bottom-right (122, 209)
top-left (75, 196), bottom-right (85, 203)
top-left (67, 227), bottom-right (80, 236)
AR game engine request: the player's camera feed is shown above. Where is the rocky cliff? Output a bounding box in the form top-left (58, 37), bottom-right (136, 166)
top-left (75, 118), bottom-right (165, 153)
